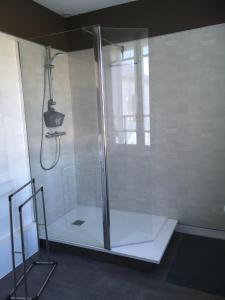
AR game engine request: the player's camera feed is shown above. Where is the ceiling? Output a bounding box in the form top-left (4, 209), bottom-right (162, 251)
top-left (33, 0), bottom-right (136, 17)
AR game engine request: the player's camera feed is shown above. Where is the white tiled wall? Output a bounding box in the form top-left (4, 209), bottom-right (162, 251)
top-left (149, 24), bottom-right (225, 230)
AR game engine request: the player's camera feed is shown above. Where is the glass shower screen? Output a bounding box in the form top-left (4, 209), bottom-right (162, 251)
top-left (19, 27), bottom-right (105, 249)
top-left (19, 25), bottom-right (154, 252)
top-left (101, 27), bottom-right (154, 248)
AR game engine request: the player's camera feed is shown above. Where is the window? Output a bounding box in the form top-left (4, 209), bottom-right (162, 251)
top-left (110, 41), bottom-right (150, 146)
top-left (142, 46), bottom-right (151, 146)
top-left (111, 52), bottom-right (137, 145)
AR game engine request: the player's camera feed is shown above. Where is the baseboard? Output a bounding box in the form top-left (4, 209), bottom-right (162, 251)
top-left (176, 224), bottom-right (225, 240)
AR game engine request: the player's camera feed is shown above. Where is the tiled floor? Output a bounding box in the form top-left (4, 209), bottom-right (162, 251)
top-left (1, 233), bottom-right (224, 300)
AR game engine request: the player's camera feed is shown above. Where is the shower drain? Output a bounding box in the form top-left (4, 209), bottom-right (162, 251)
top-left (72, 220), bottom-right (85, 226)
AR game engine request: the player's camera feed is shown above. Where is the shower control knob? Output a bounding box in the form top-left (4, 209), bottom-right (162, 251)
top-left (48, 99), bottom-right (56, 106)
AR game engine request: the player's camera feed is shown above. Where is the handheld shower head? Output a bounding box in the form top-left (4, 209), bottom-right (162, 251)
top-left (45, 52), bottom-right (64, 69)
top-left (49, 52), bottom-right (64, 65)
top-left (45, 49), bottom-right (64, 69)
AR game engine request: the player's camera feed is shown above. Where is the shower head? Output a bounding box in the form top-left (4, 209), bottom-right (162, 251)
top-left (50, 52), bottom-right (64, 64)
top-left (46, 52), bottom-right (64, 68)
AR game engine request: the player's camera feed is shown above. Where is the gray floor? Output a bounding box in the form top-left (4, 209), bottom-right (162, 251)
top-left (0, 233), bottom-right (224, 300)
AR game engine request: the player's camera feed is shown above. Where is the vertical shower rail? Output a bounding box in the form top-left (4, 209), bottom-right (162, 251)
top-left (8, 179), bottom-right (57, 300)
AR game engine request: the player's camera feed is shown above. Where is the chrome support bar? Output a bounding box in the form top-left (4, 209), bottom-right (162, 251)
top-left (93, 25), bottom-right (111, 250)
top-left (8, 179), bottom-right (57, 300)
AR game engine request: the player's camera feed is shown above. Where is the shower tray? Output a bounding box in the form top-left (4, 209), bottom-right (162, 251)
top-left (43, 206), bottom-right (177, 264)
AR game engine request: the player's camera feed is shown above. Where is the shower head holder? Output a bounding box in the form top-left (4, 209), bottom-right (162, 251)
top-left (48, 98), bottom-right (56, 109)
top-left (45, 62), bottom-right (54, 69)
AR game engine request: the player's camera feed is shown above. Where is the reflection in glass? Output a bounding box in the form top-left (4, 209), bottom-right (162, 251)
top-left (142, 49), bottom-right (150, 146)
top-left (110, 40), bottom-right (150, 146)
top-left (111, 54), bottom-right (137, 145)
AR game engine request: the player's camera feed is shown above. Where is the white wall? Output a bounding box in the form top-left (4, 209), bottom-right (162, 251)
top-left (0, 33), bottom-right (37, 279)
top-left (149, 24), bottom-right (225, 230)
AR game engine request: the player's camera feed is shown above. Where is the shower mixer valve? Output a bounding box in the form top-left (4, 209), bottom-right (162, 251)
top-left (48, 98), bottom-right (56, 107)
top-left (45, 131), bottom-right (66, 138)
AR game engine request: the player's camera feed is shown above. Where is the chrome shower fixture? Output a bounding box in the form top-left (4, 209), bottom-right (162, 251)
top-left (82, 26), bottom-right (126, 54)
top-left (44, 46), bottom-right (65, 128)
top-left (40, 46), bottom-right (66, 171)
top-left (46, 52), bottom-right (64, 68)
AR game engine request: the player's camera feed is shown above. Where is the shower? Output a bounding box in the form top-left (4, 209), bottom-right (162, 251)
top-left (40, 46), bottom-right (66, 171)
top-left (20, 25), bottom-right (177, 263)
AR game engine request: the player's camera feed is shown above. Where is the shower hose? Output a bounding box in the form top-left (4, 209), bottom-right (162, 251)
top-left (40, 64), bottom-right (61, 171)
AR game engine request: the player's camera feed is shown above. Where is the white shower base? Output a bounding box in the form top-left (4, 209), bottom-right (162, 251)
top-left (46, 205), bottom-right (177, 264)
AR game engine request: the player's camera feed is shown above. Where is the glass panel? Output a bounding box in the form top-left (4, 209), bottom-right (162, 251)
top-left (126, 131), bottom-right (137, 145)
top-left (102, 27), bottom-right (166, 248)
top-left (111, 57), bottom-right (137, 143)
top-left (19, 27), bottom-right (104, 248)
top-left (115, 131), bottom-right (125, 144)
top-left (144, 116), bottom-right (150, 131)
top-left (143, 56), bottom-right (150, 116)
top-left (126, 116), bottom-right (136, 130)
top-left (145, 132), bottom-right (151, 146)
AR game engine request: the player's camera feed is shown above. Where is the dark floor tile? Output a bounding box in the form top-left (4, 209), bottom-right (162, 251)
top-left (1, 233), bottom-right (225, 300)
top-left (167, 234), bottom-right (225, 297)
